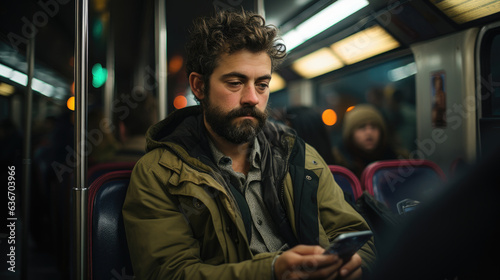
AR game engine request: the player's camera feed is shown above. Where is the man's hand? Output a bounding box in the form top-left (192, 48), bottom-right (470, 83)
top-left (274, 245), bottom-right (362, 280)
top-left (339, 253), bottom-right (362, 280)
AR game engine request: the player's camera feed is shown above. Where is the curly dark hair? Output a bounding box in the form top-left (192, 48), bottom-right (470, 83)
top-left (185, 10), bottom-right (286, 86)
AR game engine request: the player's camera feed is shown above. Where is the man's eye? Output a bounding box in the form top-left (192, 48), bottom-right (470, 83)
top-left (257, 83), bottom-right (269, 89)
top-left (228, 81), bottom-right (242, 87)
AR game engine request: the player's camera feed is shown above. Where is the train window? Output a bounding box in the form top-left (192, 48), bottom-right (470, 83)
top-left (317, 55), bottom-right (417, 152)
top-left (478, 25), bottom-right (500, 157)
top-left (479, 27), bottom-right (500, 118)
top-left (488, 34), bottom-right (500, 116)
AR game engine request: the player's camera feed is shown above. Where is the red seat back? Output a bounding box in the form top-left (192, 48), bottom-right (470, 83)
top-left (87, 161), bottom-right (137, 185)
top-left (360, 159), bottom-right (446, 214)
top-left (329, 165), bottom-right (363, 201)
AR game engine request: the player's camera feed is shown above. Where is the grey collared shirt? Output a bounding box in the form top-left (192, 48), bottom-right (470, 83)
top-left (209, 138), bottom-right (288, 254)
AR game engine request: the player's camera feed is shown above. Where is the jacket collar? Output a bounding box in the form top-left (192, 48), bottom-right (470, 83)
top-left (146, 105), bottom-right (205, 152)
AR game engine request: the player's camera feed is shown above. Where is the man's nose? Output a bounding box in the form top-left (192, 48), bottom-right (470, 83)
top-left (241, 84), bottom-right (259, 106)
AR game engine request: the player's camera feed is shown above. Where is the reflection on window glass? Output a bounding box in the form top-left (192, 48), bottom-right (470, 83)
top-left (490, 35), bottom-right (500, 117)
top-left (318, 55), bottom-right (417, 152)
top-left (494, 88), bottom-right (500, 116)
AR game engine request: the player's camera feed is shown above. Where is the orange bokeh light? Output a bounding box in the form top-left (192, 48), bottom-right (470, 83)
top-left (346, 106), bottom-right (355, 112)
top-left (173, 95), bottom-right (187, 109)
top-left (322, 109), bottom-right (337, 126)
top-left (67, 96), bottom-right (75, 111)
top-left (169, 55), bottom-right (184, 75)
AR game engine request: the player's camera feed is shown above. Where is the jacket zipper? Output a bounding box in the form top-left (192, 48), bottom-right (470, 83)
top-left (278, 135), bottom-right (294, 207)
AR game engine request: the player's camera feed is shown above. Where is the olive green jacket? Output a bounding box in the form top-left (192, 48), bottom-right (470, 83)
top-left (122, 106), bottom-right (376, 279)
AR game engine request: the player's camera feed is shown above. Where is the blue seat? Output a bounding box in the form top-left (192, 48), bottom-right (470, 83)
top-left (88, 170), bottom-right (134, 280)
top-left (329, 165), bottom-right (363, 203)
top-left (360, 160), bottom-right (446, 214)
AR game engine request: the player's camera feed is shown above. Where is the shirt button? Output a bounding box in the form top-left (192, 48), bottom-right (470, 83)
top-left (257, 219), bottom-right (263, 225)
top-left (305, 175), bottom-right (312, 181)
top-left (194, 200), bottom-right (203, 209)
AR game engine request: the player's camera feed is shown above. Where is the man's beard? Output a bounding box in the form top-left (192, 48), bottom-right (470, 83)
top-left (203, 101), bottom-right (268, 144)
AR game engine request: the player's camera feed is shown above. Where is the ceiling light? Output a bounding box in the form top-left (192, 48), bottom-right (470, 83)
top-left (10, 71), bottom-right (28, 85)
top-left (282, 0), bottom-right (369, 52)
top-left (32, 78), bottom-right (56, 97)
top-left (330, 25), bottom-right (400, 65)
top-left (430, 0), bottom-right (500, 24)
top-left (0, 83), bottom-right (15, 97)
top-left (292, 48), bottom-right (344, 79)
top-left (0, 64), bottom-right (12, 77)
top-left (0, 63), bottom-right (56, 98)
top-left (388, 62), bottom-right (417, 82)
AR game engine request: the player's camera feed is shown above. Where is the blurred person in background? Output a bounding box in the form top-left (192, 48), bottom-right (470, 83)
top-left (384, 87), bottom-right (416, 152)
top-left (87, 108), bottom-right (120, 166)
top-left (112, 92), bottom-right (158, 162)
top-left (334, 104), bottom-right (408, 178)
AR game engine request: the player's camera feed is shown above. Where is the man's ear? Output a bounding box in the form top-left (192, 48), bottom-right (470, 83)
top-left (189, 72), bottom-right (205, 101)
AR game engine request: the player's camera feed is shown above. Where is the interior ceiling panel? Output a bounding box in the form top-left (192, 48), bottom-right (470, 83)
top-left (265, 0), bottom-right (332, 32)
top-left (376, 0), bottom-right (456, 46)
top-left (1, 0), bottom-right (500, 91)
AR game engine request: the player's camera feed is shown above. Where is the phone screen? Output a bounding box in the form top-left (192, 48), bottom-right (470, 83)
top-left (324, 230), bottom-right (373, 261)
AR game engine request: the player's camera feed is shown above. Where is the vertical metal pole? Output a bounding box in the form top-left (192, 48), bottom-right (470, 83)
top-left (74, 0), bottom-right (89, 279)
top-left (104, 11), bottom-right (115, 123)
top-left (255, 0), bottom-right (265, 19)
top-left (21, 36), bottom-right (35, 280)
top-left (155, 0), bottom-right (167, 120)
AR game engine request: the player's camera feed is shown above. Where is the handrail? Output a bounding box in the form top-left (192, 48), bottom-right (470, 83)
top-left (21, 36), bottom-right (35, 280)
top-left (155, 0), bottom-right (167, 120)
top-left (74, 0), bottom-right (89, 279)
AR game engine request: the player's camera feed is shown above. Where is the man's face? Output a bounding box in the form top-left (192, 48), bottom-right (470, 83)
top-left (353, 123), bottom-right (381, 152)
top-left (201, 50), bottom-right (272, 144)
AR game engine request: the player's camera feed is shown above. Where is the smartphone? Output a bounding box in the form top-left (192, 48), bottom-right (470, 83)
top-left (323, 230), bottom-right (373, 261)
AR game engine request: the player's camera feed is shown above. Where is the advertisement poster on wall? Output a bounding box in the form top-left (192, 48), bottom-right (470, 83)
top-left (431, 71), bottom-right (447, 128)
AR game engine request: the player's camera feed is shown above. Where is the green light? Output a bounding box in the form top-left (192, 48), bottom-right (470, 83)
top-left (92, 63), bottom-right (107, 88)
top-left (93, 19), bottom-right (104, 39)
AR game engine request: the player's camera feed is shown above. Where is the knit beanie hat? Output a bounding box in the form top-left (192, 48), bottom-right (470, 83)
top-left (342, 104), bottom-right (387, 146)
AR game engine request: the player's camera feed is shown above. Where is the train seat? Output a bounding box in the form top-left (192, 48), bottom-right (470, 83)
top-left (88, 170), bottom-right (134, 280)
top-left (87, 161), bottom-right (137, 185)
top-left (329, 165), bottom-right (363, 203)
top-left (360, 159), bottom-right (446, 214)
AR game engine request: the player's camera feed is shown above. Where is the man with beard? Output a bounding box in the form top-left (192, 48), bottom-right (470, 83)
top-left (122, 10), bottom-right (375, 280)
